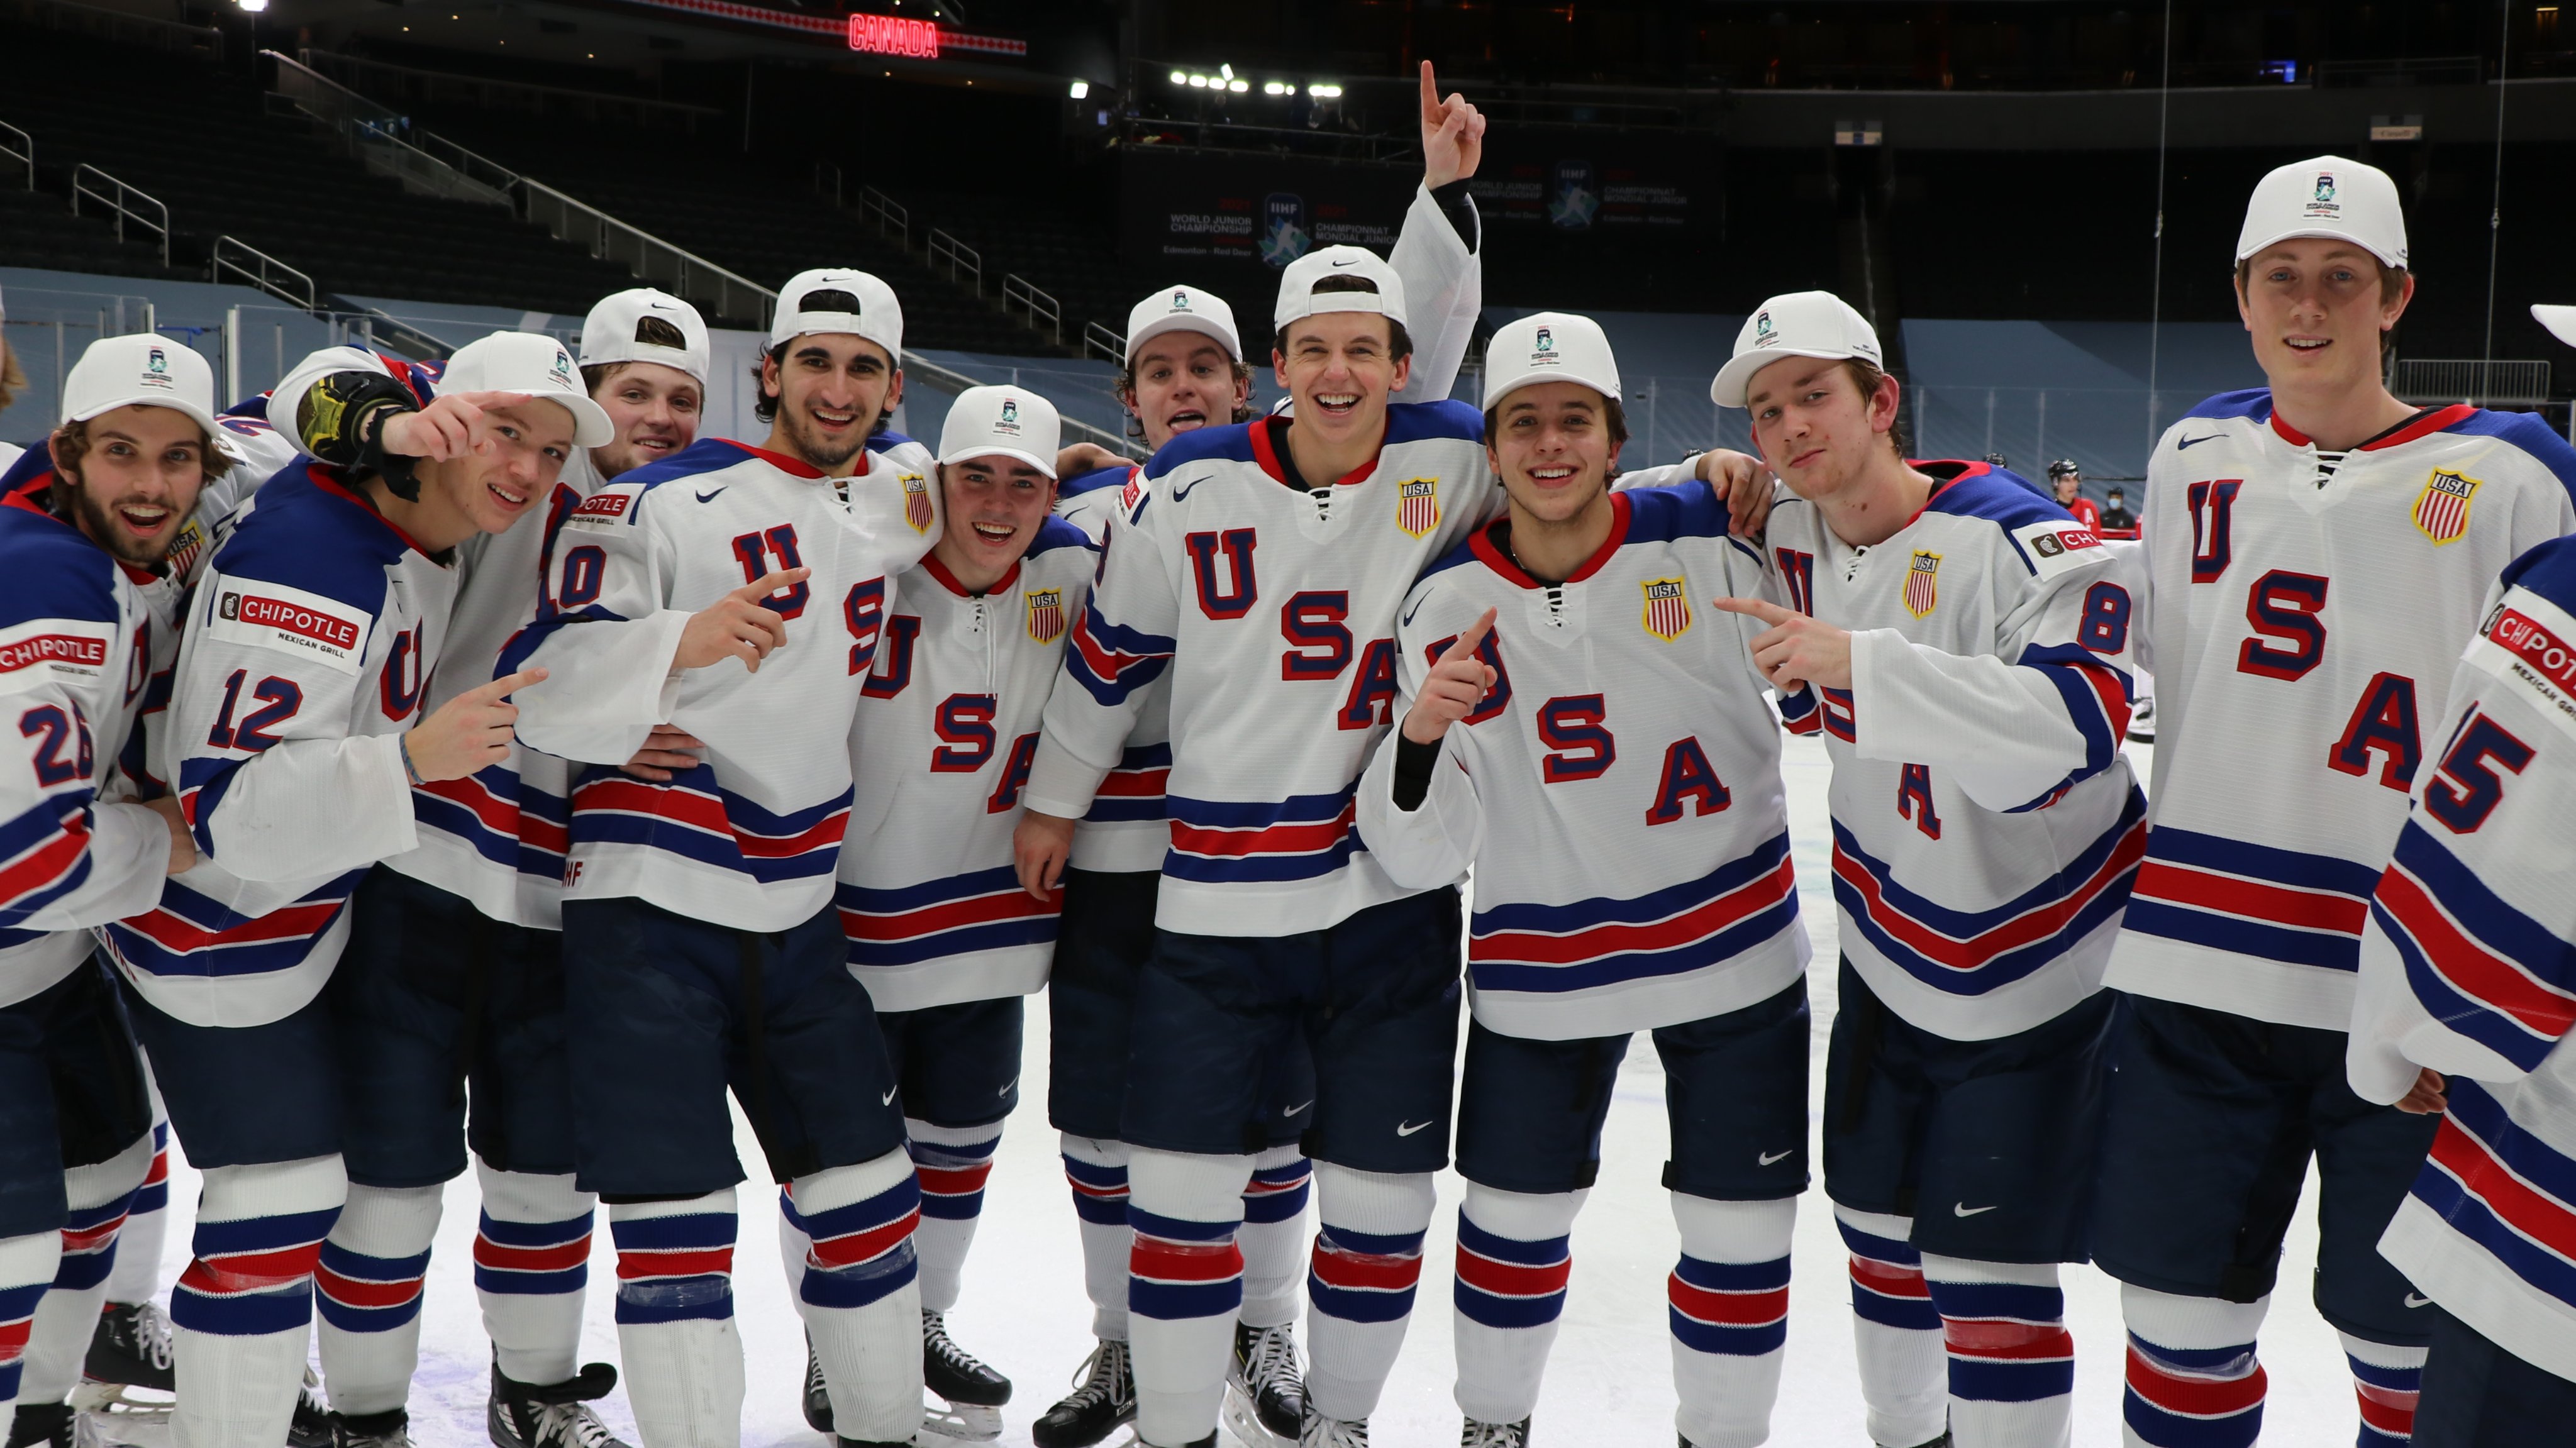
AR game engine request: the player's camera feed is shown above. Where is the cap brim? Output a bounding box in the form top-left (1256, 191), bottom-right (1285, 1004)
top-left (577, 343), bottom-right (708, 387)
top-left (530, 390), bottom-right (617, 448)
top-left (2534, 304), bottom-right (2576, 348)
top-left (938, 446), bottom-right (1058, 480)
top-left (2236, 226), bottom-right (2406, 269)
top-left (1126, 314), bottom-right (1241, 364)
top-left (1709, 345), bottom-right (1863, 409)
top-left (67, 394), bottom-right (224, 440)
top-left (1483, 367), bottom-right (1622, 414)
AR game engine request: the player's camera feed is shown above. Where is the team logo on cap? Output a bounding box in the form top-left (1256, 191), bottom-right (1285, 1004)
top-left (147, 348), bottom-right (168, 373)
top-left (551, 348), bottom-right (576, 388)
top-left (1025, 587), bottom-right (1065, 644)
top-left (901, 472), bottom-right (933, 534)
top-left (1535, 327), bottom-right (1554, 353)
top-left (1396, 477), bottom-right (1440, 538)
top-left (1171, 289), bottom-right (1191, 310)
top-left (1902, 550), bottom-right (1942, 618)
top-left (2305, 172), bottom-right (2341, 219)
top-left (1752, 311), bottom-right (1779, 349)
top-left (138, 346), bottom-right (173, 390)
top-left (1640, 578), bottom-right (1691, 641)
top-left (2412, 468), bottom-right (2480, 546)
top-left (997, 399), bottom-right (1021, 434)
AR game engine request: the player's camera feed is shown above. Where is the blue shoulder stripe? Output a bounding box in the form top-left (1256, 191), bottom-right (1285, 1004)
top-left (204, 465), bottom-right (402, 614)
top-left (1024, 514), bottom-right (1099, 559)
top-left (2499, 534), bottom-right (2576, 617)
top-left (2182, 389), bottom-right (2275, 423)
top-left (1143, 421), bottom-right (1258, 480)
top-left (0, 506), bottom-right (119, 630)
top-left (1621, 481), bottom-right (1734, 546)
top-left (616, 438), bottom-right (762, 497)
top-left (219, 394), bottom-right (270, 421)
top-left (1416, 531), bottom-right (1483, 588)
top-left (865, 429), bottom-right (919, 455)
top-left (1383, 398), bottom-right (1484, 446)
top-left (1921, 465), bottom-right (2072, 563)
top-left (2440, 407), bottom-right (2576, 501)
top-left (1058, 463), bottom-right (1133, 499)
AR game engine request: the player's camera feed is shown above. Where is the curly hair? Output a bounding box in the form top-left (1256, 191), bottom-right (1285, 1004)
top-left (49, 414), bottom-right (235, 484)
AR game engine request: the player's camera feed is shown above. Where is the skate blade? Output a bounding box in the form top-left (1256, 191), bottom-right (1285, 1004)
top-left (1219, 1387), bottom-right (1294, 1448)
top-left (72, 1405), bottom-right (175, 1448)
top-left (916, 1401), bottom-right (1004, 1442)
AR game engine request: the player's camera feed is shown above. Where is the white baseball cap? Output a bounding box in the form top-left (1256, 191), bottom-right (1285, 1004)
top-left (440, 331), bottom-right (615, 448)
top-left (1482, 312), bottom-right (1621, 413)
top-left (2534, 304), bottom-right (2576, 348)
top-left (1126, 285), bottom-right (1242, 364)
top-left (2236, 156), bottom-right (2408, 269)
top-left (62, 333), bottom-right (223, 437)
top-left (579, 288), bottom-right (711, 385)
top-left (1273, 246), bottom-right (1409, 332)
top-left (1709, 292), bottom-right (1884, 409)
top-left (938, 385), bottom-right (1060, 478)
top-left (772, 268), bottom-right (903, 362)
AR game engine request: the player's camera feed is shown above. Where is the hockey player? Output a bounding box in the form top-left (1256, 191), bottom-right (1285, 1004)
top-left (252, 289), bottom-right (718, 1448)
top-left (0, 336), bottom-right (219, 1447)
top-left (1355, 312), bottom-right (1810, 1448)
top-left (2045, 463), bottom-right (2099, 533)
top-left (97, 331), bottom-right (596, 1448)
top-left (2089, 158), bottom-right (2576, 1448)
top-left (1708, 291), bottom-right (2145, 1448)
top-left (2344, 530), bottom-right (2576, 1444)
top-left (1031, 63), bottom-right (1489, 1448)
top-left (504, 270), bottom-right (942, 1448)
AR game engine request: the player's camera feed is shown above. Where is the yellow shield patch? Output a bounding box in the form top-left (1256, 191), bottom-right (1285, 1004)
top-left (1902, 550), bottom-right (1941, 618)
top-left (1640, 577), bottom-right (1692, 641)
top-left (901, 473), bottom-right (933, 535)
top-left (1025, 587), bottom-right (1066, 644)
top-left (1396, 478), bottom-right (1440, 538)
top-left (2412, 468), bottom-right (2480, 546)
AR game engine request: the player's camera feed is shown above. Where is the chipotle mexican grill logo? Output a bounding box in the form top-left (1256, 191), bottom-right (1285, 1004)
top-left (221, 591), bottom-right (362, 651)
top-left (0, 633), bottom-right (108, 673)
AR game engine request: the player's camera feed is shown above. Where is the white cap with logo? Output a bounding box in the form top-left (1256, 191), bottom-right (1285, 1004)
top-left (1709, 291), bottom-right (1884, 409)
top-left (772, 268), bottom-right (904, 362)
top-left (579, 288), bottom-right (711, 385)
top-left (1482, 312), bottom-right (1621, 413)
top-left (1273, 246), bottom-right (1410, 332)
top-left (938, 385), bottom-right (1060, 478)
top-left (1126, 285), bottom-right (1243, 364)
top-left (2236, 156), bottom-right (2408, 269)
top-left (62, 333), bottom-right (224, 438)
top-left (2534, 304), bottom-right (2576, 349)
top-left (441, 331), bottom-right (615, 448)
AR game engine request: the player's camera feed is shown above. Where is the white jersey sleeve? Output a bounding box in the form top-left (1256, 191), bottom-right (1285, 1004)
top-left (507, 483), bottom-right (690, 765)
top-left (1389, 182), bottom-right (1481, 404)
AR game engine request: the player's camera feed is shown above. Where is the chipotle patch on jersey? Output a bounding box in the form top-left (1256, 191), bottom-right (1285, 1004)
top-left (2472, 587), bottom-right (2576, 743)
top-left (2008, 518), bottom-right (2107, 582)
top-left (206, 578), bottom-right (370, 675)
top-left (565, 492), bottom-right (633, 527)
top-left (0, 617), bottom-right (114, 695)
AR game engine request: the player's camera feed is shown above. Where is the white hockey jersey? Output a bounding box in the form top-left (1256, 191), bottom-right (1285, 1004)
top-left (106, 461), bottom-right (458, 1027)
top-left (1358, 482), bottom-right (1807, 1039)
top-left (0, 455), bottom-right (169, 1007)
top-left (1769, 461), bottom-right (2146, 1041)
top-left (2346, 535), bottom-right (2576, 1379)
top-left (2107, 393), bottom-right (2576, 1031)
top-left (506, 436), bottom-right (942, 932)
top-left (838, 519), bottom-right (1098, 1011)
top-left (1052, 463), bottom-right (1174, 876)
top-left (1023, 402), bottom-right (1501, 937)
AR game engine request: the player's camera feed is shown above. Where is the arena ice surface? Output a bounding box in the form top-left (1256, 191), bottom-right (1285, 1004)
top-left (132, 736), bottom-right (2375, 1447)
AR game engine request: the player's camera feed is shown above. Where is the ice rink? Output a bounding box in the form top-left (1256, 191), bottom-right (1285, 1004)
top-left (139, 734), bottom-right (2382, 1447)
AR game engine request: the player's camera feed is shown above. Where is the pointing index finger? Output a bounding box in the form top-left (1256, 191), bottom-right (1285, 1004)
top-left (1710, 595), bottom-right (1794, 626)
top-left (473, 667), bottom-right (548, 701)
top-left (1419, 59), bottom-right (1440, 122)
top-left (733, 568), bottom-right (810, 602)
top-left (1441, 606), bottom-right (1499, 662)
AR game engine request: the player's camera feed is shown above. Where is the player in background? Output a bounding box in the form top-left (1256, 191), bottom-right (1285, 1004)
top-left (0, 336), bottom-right (220, 1447)
top-left (2089, 160), bottom-right (2576, 1448)
top-left (2098, 487), bottom-right (2136, 536)
top-left (504, 272), bottom-right (942, 1448)
top-left (1708, 291), bottom-right (2145, 1448)
top-left (2343, 527), bottom-right (2576, 1444)
top-left (2046, 463), bottom-right (2099, 533)
top-left (247, 290), bottom-right (716, 1448)
top-left (97, 331), bottom-right (584, 1448)
top-left (1355, 313), bottom-right (1809, 1448)
top-left (775, 386), bottom-right (1095, 1442)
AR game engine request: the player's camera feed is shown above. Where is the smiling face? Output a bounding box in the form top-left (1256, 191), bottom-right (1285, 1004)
top-left (765, 334), bottom-right (903, 473)
top-left (50, 404), bottom-right (213, 567)
top-left (2236, 239), bottom-right (2413, 399)
top-left (1124, 329), bottom-right (1249, 451)
top-left (1744, 356), bottom-right (1902, 506)
top-left (1274, 312), bottom-right (1411, 451)
top-left (1487, 382), bottom-right (1621, 528)
top-left (590, 360), bottom-right (703, 479)
top-left (425, 398), bottom-right (576, 543)
top-left (932, 453), bottom-right (1056, 592)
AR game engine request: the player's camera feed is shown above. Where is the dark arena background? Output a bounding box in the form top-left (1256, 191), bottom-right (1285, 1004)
top-left (6, 3), bottom-right (2572, 1445)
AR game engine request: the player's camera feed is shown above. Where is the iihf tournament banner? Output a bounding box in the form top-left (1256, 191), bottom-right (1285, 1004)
top-left (1119, 148), bottom-right (1421, 277)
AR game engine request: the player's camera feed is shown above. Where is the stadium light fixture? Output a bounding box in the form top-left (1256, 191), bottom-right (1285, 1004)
top-left (1188, 74), bottom-right (1208, 88)
top-left (238, 0), bottom-right (267, 9)
top-left (1308, 82), bottom-right (1343, 98)
top-left (1069, 80), bottom-right (1089, 99)
top-left (1219, 64), bottom-right (1234, 80)
top-left (1262, 81), bottom-right (1285, 96)
top-left (1169, 69), bottom-right (1187, 84)
top-left (1228, 79), bottom-right (1248, 92)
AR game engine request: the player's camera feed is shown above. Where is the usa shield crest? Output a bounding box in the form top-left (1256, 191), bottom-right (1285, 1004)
top-left (1640, 577), bottom-right (1691, 641)
top-left (901, 473), bottom-right (933, 534)
top-left (1902, 550), bottom-right (1941, 617)
top-left (1396, 478), bottom-right (1440, 538)
top-left (1026, 587), bottom-right (1065, 643)
top-left (2412, 468), bottom-right (2479, 546)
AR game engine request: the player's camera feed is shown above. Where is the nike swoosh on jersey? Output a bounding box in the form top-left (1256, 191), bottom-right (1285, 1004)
top-left (1396, 1119), bottom-right (1432, 1136)
top-left (2404, 1293), bottom-right (2433, 1308)
top-left (1757, 1149), bottom-right (1794, 1166)
top-left (696, 487), bottom-right (729, 502)
top-left (2175, 433), bottom-right (2224, 450)
top-left (1169, 474), bottom-right (1210, 501)
top-left (1282, 1100), bottom-right (1314, 1117)
top-left (880, 1087), bottom-right (897, 1105)
top-left (1953, 1202), bottom-right (1999, 1217)
top-left (1401, 597), bottom-right (1429, 626)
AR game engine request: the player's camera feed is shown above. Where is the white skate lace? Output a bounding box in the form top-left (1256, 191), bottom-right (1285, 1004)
top-left (1059, 1339), bottom-right (1130, 1408)
top-left (1299, 1415), bottom-right (1368, 1448)
top-left (1458, 1422), bottom-right (1525, 1448)
top-left (133, 1303), bottom-right (174, 1373)
top-left (923, 1310), bottom-right (986, 1374)
top-left (1237, 1324), bottom-right (1298, 1391)
top-left (536, 1402), bottom-right (622, 1448)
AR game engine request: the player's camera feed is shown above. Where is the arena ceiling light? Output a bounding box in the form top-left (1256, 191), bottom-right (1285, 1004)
top-left (1068, 79), bottom-right (1089, 99)
top-left (1308, 82), bottom-right (1343, 98)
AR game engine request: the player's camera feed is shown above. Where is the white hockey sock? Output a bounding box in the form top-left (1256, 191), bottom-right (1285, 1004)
top-left (0, 1230), bottom-right (65, 1416)
top-left (20, 1132), bottom-right (152, 1404)
top-left (1060, 1134), bottom-right (1131, 1342)
top-left (315, 1183), bottom-right (443, 1416)
top-left (1305, 1163), bottom-right (1434, 1423)
top-left (1921, 1254), bottom-right (2073, 1448)
top-left (2118, 1285), bottom-right (2269, 1448)
top-left (1236, 1144), bottom-right (1311, 1330)
top-left (908, 1118), bottom-right (1002, 1315)
top-left (787, 1151), bottom-right (924, 1445)
top-left (1450, 1183), bottom-right (1582, 1427)
top-left (1670, 1195), bottom-right (1796, 1448)
top-left (608, 1190), bottom-right (743, 1448)
top-left (1833, 1206), bottom-right (1945, 1448)
top-left (170, 1154), bottom-right (347, 1448)
top-left (2341, 1333), bottom-right (2426, 1445)
top-left (103, 1107), bottom-right (172, 1305)
top-left (473, 1163), bottom-right (595, 1390)
top-left (1125, 1147), bottom-right (1252, 1447)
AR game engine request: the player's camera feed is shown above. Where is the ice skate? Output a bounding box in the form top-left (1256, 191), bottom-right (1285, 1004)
top-left (920, 1309), bottom-right (1009, 1441)
top-left (800, 1333), bottom-right (836, 1434)
top-left (1030, 1338), bottom-right (1134, 1448)
top-left (1296, 1411), bottom-right (1367, 1448)
top-left (69, 1302), bottom-right (175, 1442)
top-left (1221, 1322), bottom-right (1303, 1448)
top-left (1460, 1420), bottom-right (1526, 1447)
top-left (486, 1359), bottom-right (630, 1448)
top-left (330, 1408), bottom-right (413, 1448)
top-left (7, 1403), bottom-right (74, 1448)
top-left (286, 1371), bottom-right (336, 1448)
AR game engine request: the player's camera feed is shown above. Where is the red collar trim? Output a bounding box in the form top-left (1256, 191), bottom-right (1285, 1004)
top-left (919, 550), bottom-right (1019, 598)
top-left (1252, 414), bottom-right (1381, 489)
top-left (2268, 410), bottom-right (2312, 447)
top-left (309, 468), bottom-right (433, 556)
top-left (719, 438), bottom-right (828, 479)
top-left (1471, 492), bottom-right (1632, 589)
top-left (2270, 403), bottom-right (2470, 452)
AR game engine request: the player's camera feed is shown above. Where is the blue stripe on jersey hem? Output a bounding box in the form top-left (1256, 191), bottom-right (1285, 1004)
top-left (2142, 826), bottom-right (2380, 898)
top-left (2119, 900), bottom-right (2359, 973)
